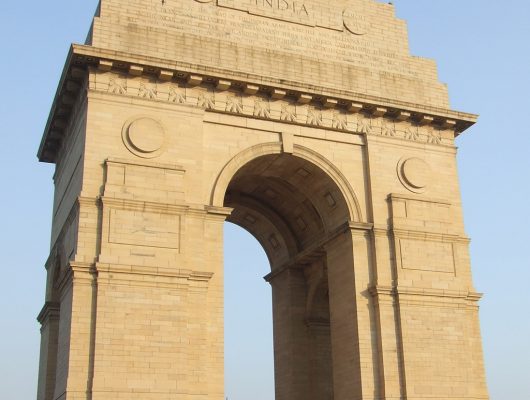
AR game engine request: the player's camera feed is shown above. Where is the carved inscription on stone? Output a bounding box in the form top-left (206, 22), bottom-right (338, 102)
top-left (109, 209), bottom-right (181, 250)
top-left (343, 8), bottom-right (370, 35)
top-left (217, 0), bottom-right (336, 29)
top-left (125, 3), bottom-right (419, 77)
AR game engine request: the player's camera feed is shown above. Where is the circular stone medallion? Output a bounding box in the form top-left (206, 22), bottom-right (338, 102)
top-left (397, 157), bottom-right (431, 193)
top-left (122, 117), bottom-right (166, 158)
top-left (343, 9), bottom-right (370, 35)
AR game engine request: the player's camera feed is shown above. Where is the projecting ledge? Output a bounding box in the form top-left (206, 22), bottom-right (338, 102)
top-left (369, 285), bottom-right (484, 302)
top-left (37, 45), bottom-right (479, 163)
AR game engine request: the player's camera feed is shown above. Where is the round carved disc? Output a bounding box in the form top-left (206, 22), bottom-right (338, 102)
top-left (128, 118), bottom-right (165, 153)
top-left (122, 117), bottom-right (166, 158)
top-left (401, 158), bottom-right (430, 189)
top-left (397, 157), bottom-right (431, 193)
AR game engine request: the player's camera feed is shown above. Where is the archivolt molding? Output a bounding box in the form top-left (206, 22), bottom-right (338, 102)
top-left (210, 142), bottom-right (363, 223)
top-left (210, 142), bottom-right (282, 207)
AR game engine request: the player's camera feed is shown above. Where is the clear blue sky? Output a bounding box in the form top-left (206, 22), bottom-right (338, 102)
top-left (1, 1), bottom-right (528, 399)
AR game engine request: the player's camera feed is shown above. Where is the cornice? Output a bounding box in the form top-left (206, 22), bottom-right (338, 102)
top-left (36, 301), bottom-right (60, 325)
top-left (38, 46), bottom-right (85, 163)
top-left (38, 44), bottom-right (478, 163)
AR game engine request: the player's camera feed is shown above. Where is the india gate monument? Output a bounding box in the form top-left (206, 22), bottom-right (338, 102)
top-left (35, 0), bottom-right (489, 399)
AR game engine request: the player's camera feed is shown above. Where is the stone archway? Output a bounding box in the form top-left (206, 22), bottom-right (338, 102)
top-left (35, 1), bottom-right (490, 399)
top-left (220, 151), bottom-right (359, 400)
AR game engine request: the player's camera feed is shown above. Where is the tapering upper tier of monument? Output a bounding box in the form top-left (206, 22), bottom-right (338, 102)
top-left (88, 0), bottom-right (449, 109)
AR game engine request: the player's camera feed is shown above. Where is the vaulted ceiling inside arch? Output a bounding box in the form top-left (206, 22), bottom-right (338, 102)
top-left (224, 154), bottom-right (350, 268)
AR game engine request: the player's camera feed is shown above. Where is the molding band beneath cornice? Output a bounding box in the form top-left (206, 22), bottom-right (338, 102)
top-left (38, 45), bottom-right (478, 163)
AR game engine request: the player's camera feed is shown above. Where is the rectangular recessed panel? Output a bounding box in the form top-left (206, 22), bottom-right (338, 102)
top-left (399, 239), bottom-right (454, 274)
top-left (109, 209), bottom-right (180, 250)
top-left (406, 201), bottom-right (450, 222)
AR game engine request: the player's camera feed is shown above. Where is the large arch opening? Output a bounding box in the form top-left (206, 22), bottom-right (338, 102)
top-left (224, 223), bottom-right (274, 400)
top-left (221, 152), bottom-right (361, 400)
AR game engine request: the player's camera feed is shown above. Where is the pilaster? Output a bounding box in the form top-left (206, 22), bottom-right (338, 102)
top-left (37, 302), bottom-right (61, 400)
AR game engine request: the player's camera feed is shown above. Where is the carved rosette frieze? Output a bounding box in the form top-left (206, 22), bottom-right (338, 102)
top-left (38, 47), bottom-right (477, 163)
top-left (226, 94), bottom-right (244, 113)
top-left (90, 70), bottom-right (458, 147)
top-left (138, 82), bottom-right (157, 99)
top-left (253, 98), bottom-right (271, 118)
top-left (168, 86), bottom-right (186, 103)
top-left (197, 90), bottom-right (216, 109)
top-left (306, 108), bottom-right (323, 126)
top-left (331, 111), bottom-right (348, 130)
top-left (108, 76), bottom-right (127, 94)
top-left (280, 103), bottom-right (297, 122)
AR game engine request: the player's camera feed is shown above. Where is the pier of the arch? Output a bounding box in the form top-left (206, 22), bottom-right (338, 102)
top-left (35, 0), bottom-right (489, 399)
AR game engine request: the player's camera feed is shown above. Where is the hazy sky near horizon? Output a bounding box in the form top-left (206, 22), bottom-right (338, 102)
top-left (0, 1), bottom-right (529, 399)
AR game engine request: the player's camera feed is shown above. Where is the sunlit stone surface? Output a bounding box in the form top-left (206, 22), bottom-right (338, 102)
top-left (35, 1), bottom-right (488, 399)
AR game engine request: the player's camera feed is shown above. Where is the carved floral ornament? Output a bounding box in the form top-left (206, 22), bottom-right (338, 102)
top-left (97, 72), bottom-right (455, 147)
